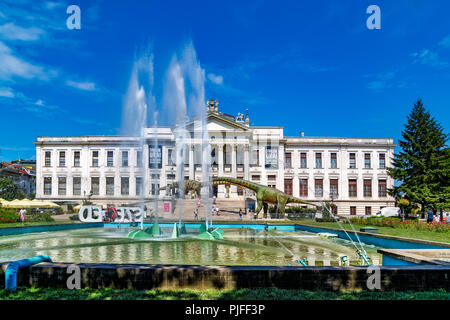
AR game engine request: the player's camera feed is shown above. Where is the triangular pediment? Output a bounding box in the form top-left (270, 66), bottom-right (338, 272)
top-left (185, 112), bottom-right (249, 132)
top-left (206, 113), bottom-right (248, 131)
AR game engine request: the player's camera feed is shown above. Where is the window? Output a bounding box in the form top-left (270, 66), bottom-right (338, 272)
top-left (315, 153), bottom-right (322, 169)
top-left (251, 175), bottom-right (260, 181)
top-left (330, 153), bottom-right (337, 169)
top-left (379, 153), bottom-right (386, 169)
top-left (284, 179), bottom-right (293, 196)
top-left (136, 177), bottom-right (143, 196)
top-left (92, 151), bottom-right (99, 167)
top-left (331, 206), bottom-right (338, 215)
top-left (121, 177), bottom-right (129, 195)
top-left (330, 179), bottom-right (339, 198)
top-left (237, 186), bottom-right (243, 196)
top-left (365, 206), bottom-right (372, 216)
top-left (284, 152), bottom-right (292, 168)
top-left (267, 175), bottom-right (276, 182)
top-left (133, 150), bottom-right (141, 167)
top-left (106, 177), bottom-right (114, 195)
top-left (364, 153), bottom-right (371, 169)
top-left (349, 153), bottom-right (356, 169)
top-left (314, 179), bottom-right (323, 198)
top-left (73, 177), bottom-right (81, 195)
top-left (348, 179), bottom-right (357, 197)
top-left (350, 206), bottom-right (356, 215)
top-left (122, 151), bottom-right (128, 167)
top-left (167, 149), bottom-right (175, 166)
top-left (299, 179), bottom-right (308, 197)
top-left (378, 179), bottom-right (387, 197)
top-left (59, 151), bottom-right (66, 167)
top-left (151, 183), bottom-right (160, 195)
top-left (91, 177), bottom-right (100, 195)
top-left (300, 152), bottom-right (307, 168)
top-left (44, 151), bottom-right (51, 167)
top-left (151, 173), bottom-right (160, 180)
top-left (363, 179), bottom-right (372, 197)
top-left (166, 174), bottom-right (175, 180)
top-left (251, 149), bottom-right (259, 166)
top-left (58, 177), bottom-right (66, 195)
top-left (44, 177), bottom-right (52, 195)
top-left (107, 151), bottom-right (114, 167)
top-left (74, 151), bottom-right (80, 167)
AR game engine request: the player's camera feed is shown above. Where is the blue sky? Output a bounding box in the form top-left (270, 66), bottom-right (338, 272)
top-left (0, 0), bottom-right (449, 161)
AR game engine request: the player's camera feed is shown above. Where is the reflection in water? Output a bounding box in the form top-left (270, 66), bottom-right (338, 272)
top-left (0, 227), bottom-right (381, 266)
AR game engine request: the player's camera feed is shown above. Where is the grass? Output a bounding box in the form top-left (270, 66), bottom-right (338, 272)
top-left (294, 220), bottom-right (450, 244)
top-left (0, 287), bottom-right (449, 300)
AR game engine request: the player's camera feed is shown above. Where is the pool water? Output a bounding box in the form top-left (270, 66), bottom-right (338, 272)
top-left (0, 226), bottom-right (381, 266)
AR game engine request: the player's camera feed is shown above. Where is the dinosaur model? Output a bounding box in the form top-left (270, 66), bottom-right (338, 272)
top-left (161, 176), bottom-right (319, 217)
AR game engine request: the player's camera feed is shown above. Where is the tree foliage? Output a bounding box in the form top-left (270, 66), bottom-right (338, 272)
top-left (0, 178), bottom-right (25, 201)
top-left (388, 100), bottom-right (449, 212)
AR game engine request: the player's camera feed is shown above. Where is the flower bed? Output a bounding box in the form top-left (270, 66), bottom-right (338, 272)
top-left (0, 207), bottom-right (54, 224)
top-left (350, 216), bottom-right (449, 233)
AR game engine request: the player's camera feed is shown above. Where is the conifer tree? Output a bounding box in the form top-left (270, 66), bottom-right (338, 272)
top-left (388, 99), bottom-right (449, 215)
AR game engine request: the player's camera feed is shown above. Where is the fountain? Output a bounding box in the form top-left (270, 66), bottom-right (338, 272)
top-left (123, 42), bottom-right (223, 240)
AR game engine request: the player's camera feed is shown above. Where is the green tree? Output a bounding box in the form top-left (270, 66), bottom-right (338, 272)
top-left (0, 178), bottom-right (26, 201)
top-left (388, 100), bottom-right (449, 215)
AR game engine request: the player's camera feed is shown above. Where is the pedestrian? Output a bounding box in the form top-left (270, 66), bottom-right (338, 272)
top-left (239, 208), bottom-right (243, 221)
top-left (197, 198), bottom-right (201, 208)
top-left (426, 209), bottom-right (434, 224)
top-left (213, 195), bottom-right (217, 205)
top-left (216, 206), bottom-right (220, 216)
top-left (194, 208), bottom-right (198, 220)
top-left (445, 213), bottom-right (450, 224)
top-left (131, 211), bottom-right (136, 227)
top-left (211, 206), bottom-right (215, 216)
top-left (433, 214), bottom-right (440, 224)
top-left (19, 207), bottom-right (26, 225)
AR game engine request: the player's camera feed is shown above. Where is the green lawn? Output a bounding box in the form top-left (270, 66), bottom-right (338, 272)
top-left (0, 287), bottom-right (449, 300)
top-left (294, 220), bottom-right (450, 244)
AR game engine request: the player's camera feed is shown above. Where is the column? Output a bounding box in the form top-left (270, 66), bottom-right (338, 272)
top-left (231, 144), bottom-right (237, 197)
top-left (189, 144), bottom-right (194, 180)
top-left (217, 143), bottom-right (225, 197)
top-left (244, 145), bottom-right (249, 181)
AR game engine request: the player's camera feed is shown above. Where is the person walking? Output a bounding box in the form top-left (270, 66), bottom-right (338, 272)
top-left (239, 208), bottom-right (243, 221)
top-left (426, 209), bottom-right (434, 224)
top-left (216, 206), bottom-right (220, 216)
top-left (194, 208), bottom-right (198, 220)
top-left (19, 207), bottom-right (26, 226)
top-left (213, 195), bottom-right (217, 205)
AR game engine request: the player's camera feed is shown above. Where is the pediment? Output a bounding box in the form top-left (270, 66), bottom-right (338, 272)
top-left (206, 113), bottom-right (248, 131)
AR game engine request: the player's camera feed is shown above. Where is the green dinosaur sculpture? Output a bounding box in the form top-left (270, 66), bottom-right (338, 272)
top-left (212, 177), bottom-right (318, 217)
top-left (161, 176), bottom-right (318, 217)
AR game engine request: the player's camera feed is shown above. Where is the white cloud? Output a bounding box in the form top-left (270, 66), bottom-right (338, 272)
top-left (0, 41), bottom-right (50, 81)
top-left (66, 80), bottom-right (97, 91)
top-left (0, 87), bottom-right (14, 98)
top-left (410, 49), bottom-right (449, 68)
top-left (207, 73), bottom-right (224, 85)
top-left (0, 23), bottom-right (45, 41)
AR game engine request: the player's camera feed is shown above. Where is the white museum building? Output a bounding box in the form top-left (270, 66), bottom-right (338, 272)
top-left (34, 101), bottom-right (396, 215)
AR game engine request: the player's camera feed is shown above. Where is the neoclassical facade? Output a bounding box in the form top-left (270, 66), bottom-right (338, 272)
top-left (35, 103), bottom-right (396, 215)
